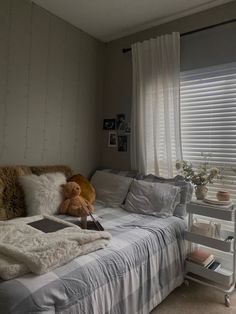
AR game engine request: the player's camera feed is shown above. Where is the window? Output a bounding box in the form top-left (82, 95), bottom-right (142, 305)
top-left (180, 62), bottom-right (236, 202)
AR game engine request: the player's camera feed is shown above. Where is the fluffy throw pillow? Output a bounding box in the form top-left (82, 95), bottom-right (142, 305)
top-left (123, 180), bottom-right (181, 218)
top-left (19, 172), bottom-right (66, 216)
top-left (0, 166), bottom-right (32, 220)
top-left (69, 174), bottom-right (96, 204)
top-left (90, 170), bottom-right (133, 207)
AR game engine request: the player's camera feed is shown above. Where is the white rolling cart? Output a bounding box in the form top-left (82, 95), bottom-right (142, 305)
top-left (184, 201), bottom-right (236, 307)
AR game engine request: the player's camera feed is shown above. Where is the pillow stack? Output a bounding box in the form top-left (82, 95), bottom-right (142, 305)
top-left (91, 169), bottom-right (193, 218)
top-left (18, 167), bottom-right (192, 219)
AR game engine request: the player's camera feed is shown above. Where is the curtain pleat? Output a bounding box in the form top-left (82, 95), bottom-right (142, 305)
top-left (131, 32), bottom-right (182, 177)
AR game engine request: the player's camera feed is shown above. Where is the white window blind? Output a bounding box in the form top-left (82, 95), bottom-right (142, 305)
top-left (180, 62), bottom-right (236, 202)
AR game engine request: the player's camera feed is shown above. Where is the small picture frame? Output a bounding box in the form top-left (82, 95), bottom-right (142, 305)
top-left (103, 119), bottom-right (116, 130)
top-left (124, 122), bottom-right (131, 134)
top-left (116, 114), bottom-right (126, 131)
top-left (118, 135), bottom-right (127, 152)
top-left (108, 131), bottom-right (118, 147)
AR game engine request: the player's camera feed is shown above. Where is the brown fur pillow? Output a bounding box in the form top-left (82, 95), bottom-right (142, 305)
top-left (0, 166), bottom-right (32, 220)
top-left (69, 174), bottom-right (96, 204)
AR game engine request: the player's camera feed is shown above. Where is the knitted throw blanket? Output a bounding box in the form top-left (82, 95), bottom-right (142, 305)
top-left (0, 216), bottom-right (111, 280)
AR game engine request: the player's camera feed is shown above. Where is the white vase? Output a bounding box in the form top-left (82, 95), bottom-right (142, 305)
top-left (195, 185), bottom-right (208, 200)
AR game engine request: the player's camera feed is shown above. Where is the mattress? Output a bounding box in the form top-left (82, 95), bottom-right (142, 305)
top-left (0, 205), bottom-right (186, 314)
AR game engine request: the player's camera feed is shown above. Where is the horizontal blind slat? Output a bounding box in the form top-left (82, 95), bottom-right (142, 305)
top-left (181, 62), bottom-right (236, 203)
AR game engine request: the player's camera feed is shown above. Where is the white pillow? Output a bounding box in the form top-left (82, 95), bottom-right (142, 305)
top-left (90, 170), bottom-right (133, 207)
top-left (19, 172), bottom-right (66, 216)
top-left (123, 180), bottom-right (180, 217)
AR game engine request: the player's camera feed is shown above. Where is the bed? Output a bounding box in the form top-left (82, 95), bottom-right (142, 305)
top-left (0, 204), bottom-right (186, 314)
top-left (0, 166), bottom-right (191, 314)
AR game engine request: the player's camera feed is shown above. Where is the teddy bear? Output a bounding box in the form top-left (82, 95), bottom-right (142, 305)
top-left (59, 181), bottom-right (95, 228)
top-left (69, 174), bottom-right (96, 204)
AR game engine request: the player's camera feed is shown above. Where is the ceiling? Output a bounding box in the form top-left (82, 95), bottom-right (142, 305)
top-left (31, 0), bottom-right (233, 42)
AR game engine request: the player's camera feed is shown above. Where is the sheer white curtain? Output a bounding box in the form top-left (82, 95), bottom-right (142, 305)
top-left (131, 32), bottom-right (182, 177)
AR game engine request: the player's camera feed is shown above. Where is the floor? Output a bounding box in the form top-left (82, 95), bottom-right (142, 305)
top-left (151, 282), bottom-right (236, 314)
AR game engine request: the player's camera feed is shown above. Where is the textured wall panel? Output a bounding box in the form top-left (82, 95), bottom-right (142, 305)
top-left (0, 0), bottom-right (11, 160)
top-left (4, 0), bottom-right (31, 164)
top-left (0, 0), bottom-right (104, 176)
top-left (59, 25), bottom-right (80, 167)
top-left (26, 5), bottom-right (50, 163)
top-left (42, 15), bottom-right (66, 164)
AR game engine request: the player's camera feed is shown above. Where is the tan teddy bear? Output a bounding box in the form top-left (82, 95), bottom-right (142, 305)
top-left (68, 173), bottom-right (96, 204)
top-left (59, 181), bottom-right (95, 228)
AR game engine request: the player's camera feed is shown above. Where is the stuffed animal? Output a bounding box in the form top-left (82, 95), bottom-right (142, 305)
top-left (59, 182), bottom-right (95, 227)
top-left (68, 174), bottom-right (96, 204)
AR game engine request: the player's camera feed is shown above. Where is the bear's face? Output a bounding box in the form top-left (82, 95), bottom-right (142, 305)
top-left (62, 182), bottom-right (81, 198)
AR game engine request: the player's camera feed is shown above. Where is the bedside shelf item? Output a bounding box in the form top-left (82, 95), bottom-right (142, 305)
top-left (203, 198), bottom-right (232, 206)
top-left (208, 261), bottom-right (221, 271)
top-left (185, 260), bottom-right (233, 287)
top-left (185, 201), bottom-right (236, 307)
top-left (187, 249), bottom-right (214, 267)
top-left (185, 231), bottom-right (233, 252)
top-left (187, 200), bottom-right (234, 221)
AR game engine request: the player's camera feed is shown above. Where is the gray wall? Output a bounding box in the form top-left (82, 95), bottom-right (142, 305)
top-left (101, 1), bottom-right (236, 170)
top-left (0, 0), bottom-right (104, 177)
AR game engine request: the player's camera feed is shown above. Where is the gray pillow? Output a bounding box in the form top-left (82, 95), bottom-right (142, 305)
top-left (90, 170), bottom-right (133, 207)
top-left (123, 180), bottom-right (181, 218)
top-left (101, 169), bottom-right (140, 178)
top-left (142, 174), bottom-right (193, 217)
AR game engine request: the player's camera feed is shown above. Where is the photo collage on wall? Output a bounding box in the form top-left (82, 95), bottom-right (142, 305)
top-left (103, 114), bottom-right (131, 152)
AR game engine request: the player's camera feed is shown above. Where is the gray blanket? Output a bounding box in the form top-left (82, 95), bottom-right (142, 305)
top-left (0, 205), bottom-right (186, 314)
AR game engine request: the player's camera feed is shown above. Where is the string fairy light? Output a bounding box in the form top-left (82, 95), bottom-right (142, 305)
top-left (24, 1), bottom-right (33, 160)
top-left (73, 35), bottom-right (81, 164)
top-left (59, 24), bottom-right (68, 163)
top-left (41, 13), bottom-right (52, 162)
top-left (0, 0), bottom-right (13, 161)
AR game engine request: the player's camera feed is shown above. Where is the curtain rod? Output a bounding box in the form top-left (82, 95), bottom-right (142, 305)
top-left (122, 18), bottom-right (236, 53)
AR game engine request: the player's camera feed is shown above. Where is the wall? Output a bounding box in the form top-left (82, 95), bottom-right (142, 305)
top-left (101, 1), bottom-right (236, 170)
top-left (0, 0), bottom-right (104, 176)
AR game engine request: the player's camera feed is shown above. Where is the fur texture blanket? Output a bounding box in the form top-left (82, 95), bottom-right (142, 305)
top-left (0, 216), bottom-right (111, 280)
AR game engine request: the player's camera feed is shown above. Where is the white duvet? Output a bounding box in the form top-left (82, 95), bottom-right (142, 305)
top-left (0, 216), bottom-right (111, 280)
